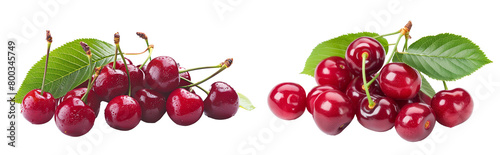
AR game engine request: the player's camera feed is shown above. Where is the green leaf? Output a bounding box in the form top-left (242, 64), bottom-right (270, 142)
top-left (237, 92), bottom-right (255, 111)
top-left (398, 33), bottom-right (492, 81)
top-left (419, 72), bottom-right (435, 97)
top-left (15, 38), bottom-right (115, 103)
top-left (301, 32), bottom-right (389, 76)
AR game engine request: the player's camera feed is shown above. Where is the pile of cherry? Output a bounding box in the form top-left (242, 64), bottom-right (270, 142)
top-left (268, 37), bottom-right (473, 142)
top-left (21, 31), bottom-right (240, 137)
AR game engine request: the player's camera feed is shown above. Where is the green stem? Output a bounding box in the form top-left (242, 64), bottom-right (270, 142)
top-left (117, 44), bottom-right (132, 96)
top-left (139, 46), bottom-right (153, 69)
top-left (366, 33), bottom-right (404, 86)
top-left (374, 30), bottom-right (400, 39)
top-left (180, 77), bottom-right (209, 95)
top-left (362, 53), bottom-right (376, 109)
top-left (442, 81), bottom-right (448, 90)
top-left (180, 66), bottom-right (227, 88)
top-left (179, 65), bottom-right (222, 73)
top-left (41, 42), bottom-right (52, 95)
top-left (81, 70), bottom-right (99, 104)
top-left (113, 46), bottom-right (118, 70)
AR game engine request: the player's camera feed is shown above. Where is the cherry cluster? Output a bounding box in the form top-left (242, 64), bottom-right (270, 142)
top-left (268, 27), bottom-right (473, 142)
top-left (21, 31), bottom-right (240, 137)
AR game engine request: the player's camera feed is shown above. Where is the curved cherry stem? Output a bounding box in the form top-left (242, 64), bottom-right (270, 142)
top-left (180, 58), bottom-right (233, 88)
top-left (41, 33), bottom-right (52, 96)
top-left (139, 45), bottom-right (154, 69)
top-left (180, 77), bottom-right (209, 95)
top-left (179, 65), bottom-right (221, 73)
top-left (442, 81), bottom-right (448, 90)
top-left (361, 53), bottom-right (376, 109)
top-left (374, 30), bottom-right (400, 39)
top-left (82, 69), bottom-right (100, 104)
top-left (117, 45), bottom-right (132, 96)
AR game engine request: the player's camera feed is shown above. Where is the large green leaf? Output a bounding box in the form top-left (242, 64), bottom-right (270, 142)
top-left (15, 38), bottom-right (115, 103)
top-left (301, 32), bottom-right (389, 76)
top-left (398, 33), bottom-right (491, 81)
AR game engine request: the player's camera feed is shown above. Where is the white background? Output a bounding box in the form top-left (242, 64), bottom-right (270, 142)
top-left (1, 0), bottom-right (499, 155)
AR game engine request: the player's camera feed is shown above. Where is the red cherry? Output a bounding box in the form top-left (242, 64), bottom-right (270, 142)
top-left (93, 64), bottom-right (128, 102)
top-left (395, 103), bottom-right (436, 142)
top-left (21, 89), bottom-right (56, 124)
top-left (357, 96), bottom-right (399, 132)
top-left (144, 56), bottom-right (180, 93)
top-left (204, 81), bottom-right (239, 119)
top-left (105, 95), bottom-right (142, 130)
top-left (345, 37), bottom-right (385, 75)
top-left (60, 88), bottom-right (102, 117)
top-left (268, 82), bottom-right (307, 120)
top-left (55, 97), bottom-right (96, 137)
top-left (378, 63), bottom-right (421, 100)
top-left (179, 67), bottom-right (192, 87)
top-left (431, 88), bottom-right (473, 127)
top-left (119, 64), bottom-right (145, 95)
top-left (134, 89), bottom-right (167, 123)
top-left (313, 90), bottom-right (354, 135)
top-left (314, 56), bottom-right (352, 91)
top-left (166, 88), bottom-right (204, 126)
top-left (306, 85), bottom-right (336, 114)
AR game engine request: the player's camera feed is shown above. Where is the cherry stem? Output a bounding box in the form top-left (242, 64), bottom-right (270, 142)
top-left (113, 47), bottom-right (118, 70)
top-left (117, 44), bottom-right (132, 96)
top-left (366, 33), bottom-right (404, 87)
top-left (361, 53), bottom-right (376, 109)
top-left (139, 45), bottom-right (153, 69)
top-left (374, 30), bottom-right (400, 39)
top-left (181, 66), bottom-right (227, 88)
top-left (81, 69), bottom-right (99, 104)
top-left (442, 81), bottom-right (448, 90)
top-left (41, 43), bottom-right (52, 96)
top-left (180, 77), bottom-right (209, 95)
top-left (179, 65), bottom-right (222, 73)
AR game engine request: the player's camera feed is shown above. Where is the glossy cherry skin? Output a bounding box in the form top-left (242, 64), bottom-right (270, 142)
top-left (93, 65), bottom-right (128, 102)
top-left (345, 37), bottom-right (385, 75)
top-left (345, 76), bottom-right (384, 110)
top-left (357, 96), bottom-right (399, 132)
top-left (166, 88), bottom-right (204, 126)
top-left (21, 89), bottom-right (57, 124)
top-left (134, 89), bottom-right (166, 123)
top-left (268, 82), bottom-right (307, 120)
top-left (431, 88), bottom-right (473, 128)
top-left (306, 85), bottom-right (336, 114)
top-left (314, 56), bottom-right (352, 91)
top-left (120, 64), bottom-right (145, 95)
top-left (179, 67), bottom-right (192, 87)
top-left (145, 56), bottom-right (180, 93)
top-left (204, 81), bottom-right (239, 119)
top-left (378, 63), bottom-right (421, 100)
top-left (395, 103), bottom-right (436, 142)
top-left (55, 97), bottom-right (96, 137)
top-left (60, 88), bottom-right (102, 117)
top-left (313, 90), bottom-right (355, 135)
top-left (105, 95), bottom-right (142, 130)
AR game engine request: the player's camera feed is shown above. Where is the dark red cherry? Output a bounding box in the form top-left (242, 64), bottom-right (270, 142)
top-left (105, 95), bottom-right (142, 130)
top-left (134, 89), bottom-right (166, 123)
top-left (357, 96), bottom-right (399, 132)
top-left (119, 64), bottom-right (145, 95)
top-left (179, 67), bottom-right (192, 87)
top-left (204, 81), bottom-right (239, 119)
top-left (395, 103), bottom-right (436, 142)
top-left (345, 37), bottom-right (385, 75)
top-left (60, 88), bottom-right (102, 117)
top-left (306, 85), bottom-right (336, 114)
top-left (145, 56), bottom-right (180, 93)
top-left (55, 97), bottom-right (96, 137)
top-left (93, 65), bottom-right (128, 102)
top-left (345, 76), bottom-right (384, 110)
top-left (314, 56), bottom-right (352, 91)
top-left (431, 88), bottom-right (473, 128)
top-left (313, 90), bottom-right (354, 135)
top-left (166, 88), bottom-right (204, 126)
top-left (378, 63), bottom-right (421, 100)
top-left (268, 82), bottom-right (307, 120)
top-left (21, 89), bottom-right (57, 124)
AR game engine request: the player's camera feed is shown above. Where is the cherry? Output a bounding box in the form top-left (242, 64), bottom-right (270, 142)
top-left (166, 88), bottom-right (204, 126)
top-left (60, 88), bottom-right (102, 117)
top-left (357, 96), bottom-right (399, 132)
top-left (204, 81), bottom-right (239, 119)
top-left (268, 82), bottom-right (307, 120)
top-left (306, 85), bottom-right (336, 114)
top-left (345, 37), bottom-right (385, 75)
top-left (431, 88), bottom-right (473, 128)
top-left (134, 89), bottom-right (167, 123)
top-left (378, 63), bottom-right (421, 100)
top-left (119, 64), bottom-right (145, 95)
top-left (54, 97), bottom-right (96, 137)
top-left (21, 89), bottom-right (57, 124)
top-left (395, 103), bottom-right (436, 142)
top-left (313, 90), bottom-right (354, 135)
top-left (395, 91), bottom-right (430, 109)
top-left (144, 56), bottom-right (180, 93)
top-left (345, 76), bottom-right (384, 110)
top-left (314, 56), bottom-right (352, 91)
top-left (93, 64), bottom-right (128, 102)
top-left (179, 66), bottom-right (192, 87)
top-left (105, 95), bottom-right (142, 130)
